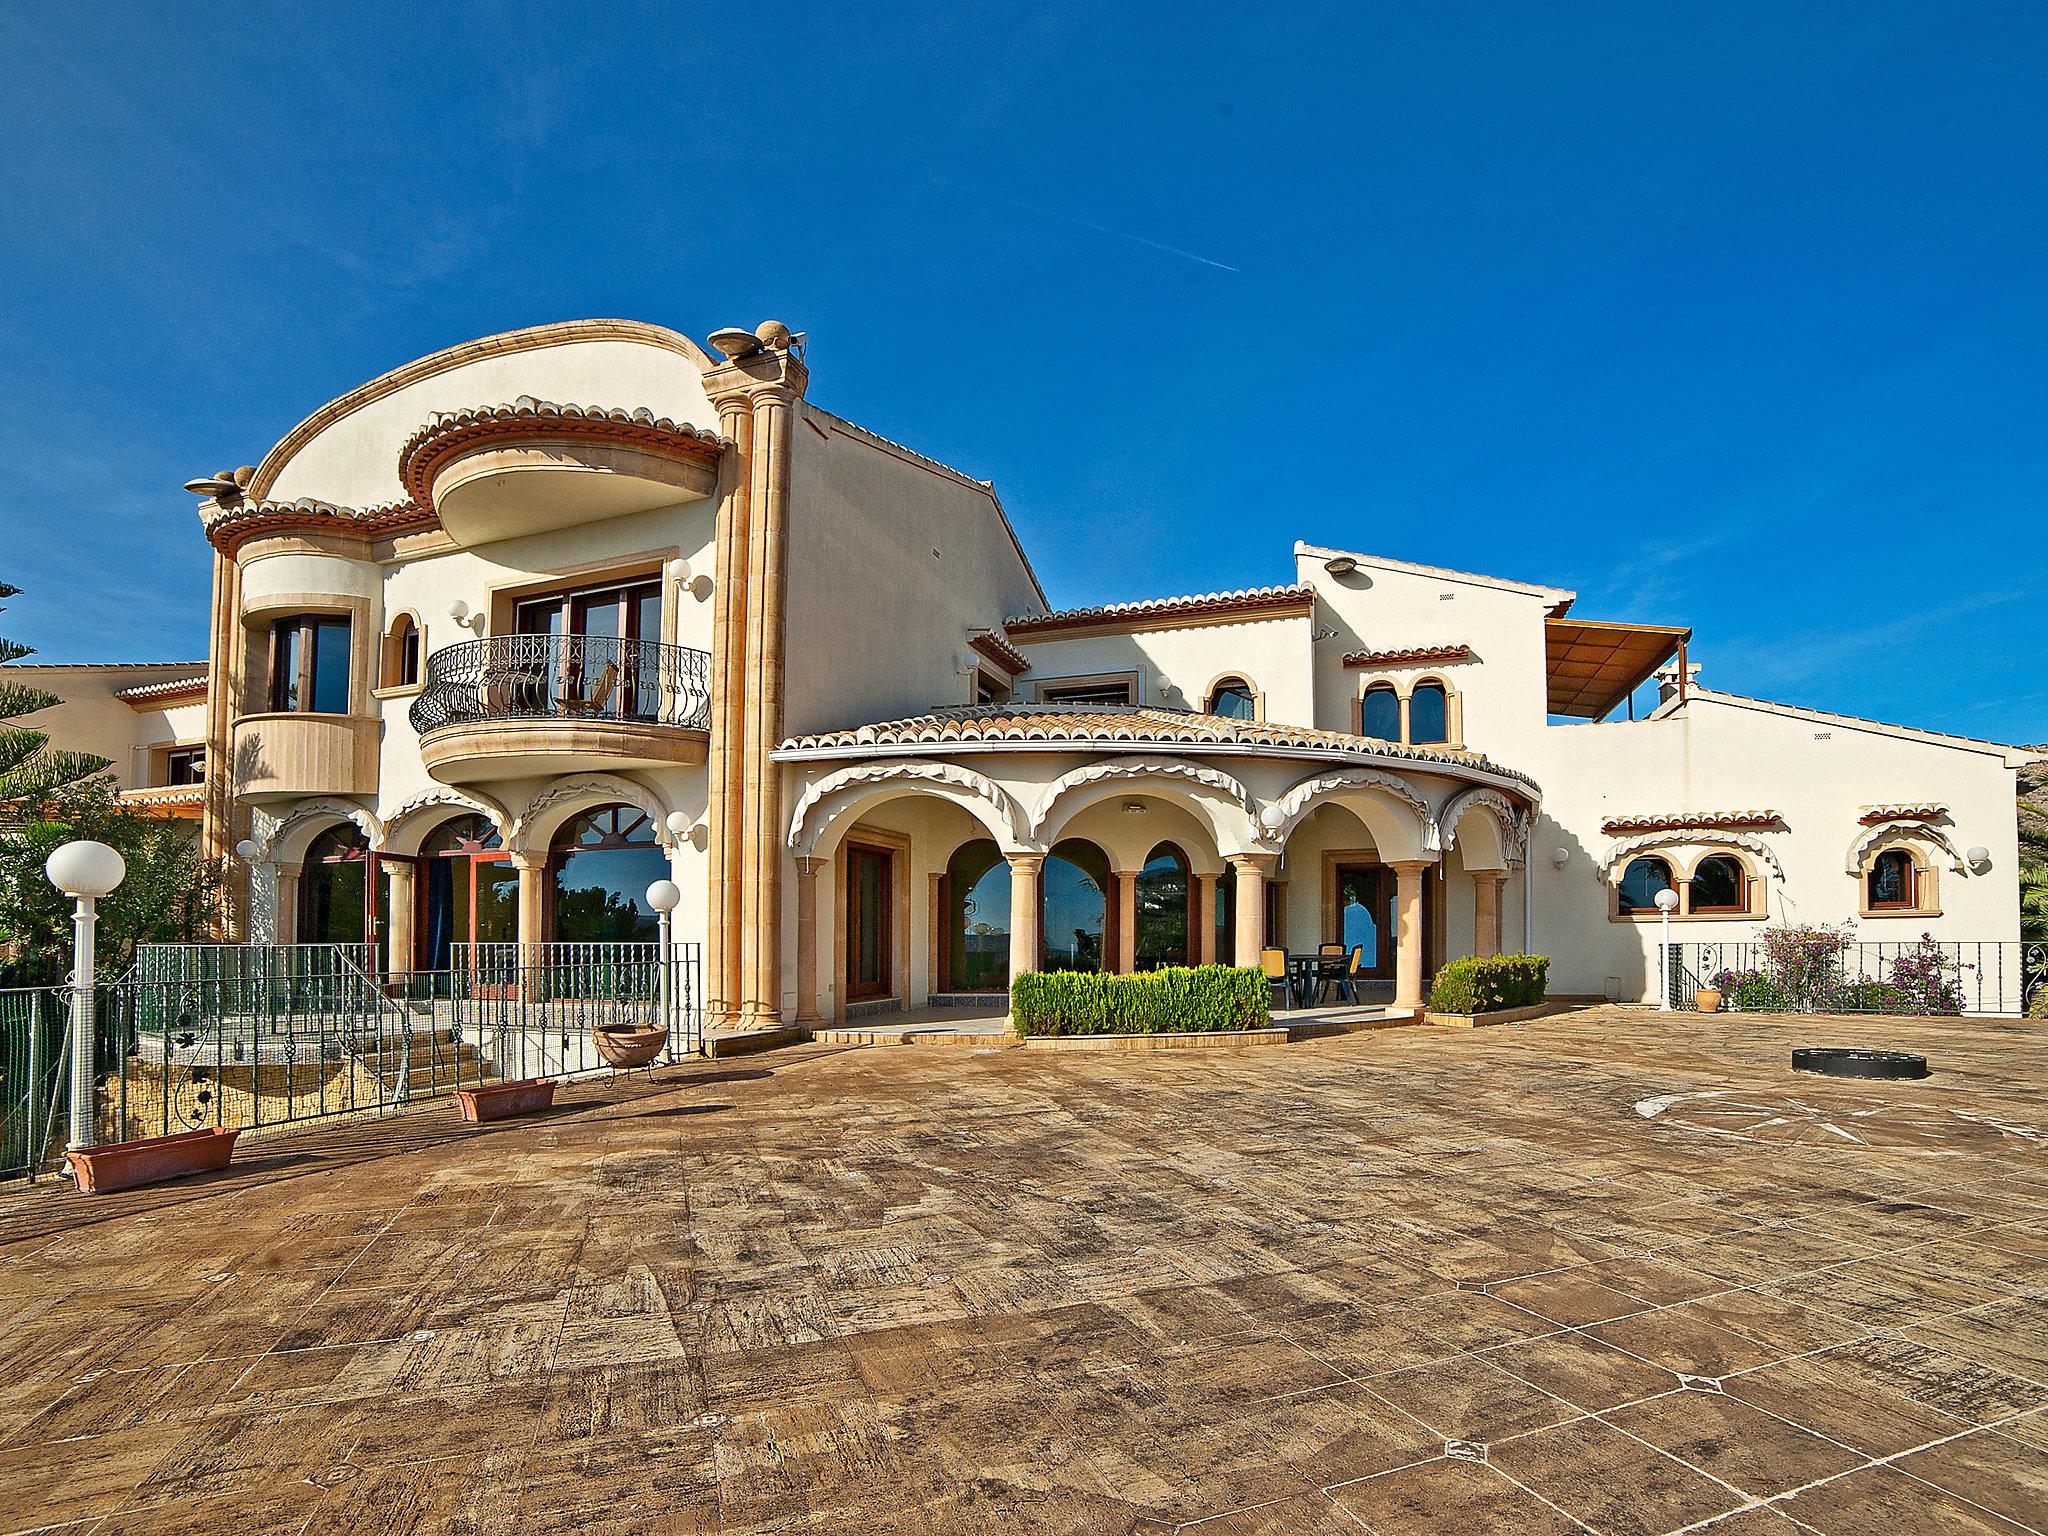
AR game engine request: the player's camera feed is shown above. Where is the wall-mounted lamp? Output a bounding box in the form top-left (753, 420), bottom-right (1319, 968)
top-left (446, 599), bottom-right (484, 633)
top-left (1259, 805), bottom-right (1287, 836)
top-left (1323, 556), bottom-right (1359, 577)
top-left (1551, 848), bottom-right (1570, 869)
top-left (1966, 845), bottom-right (1991, 872)
top-left (1121, 801), bottom-right (1148, 815)
top-left (234, 838), bottom-right (262, 863)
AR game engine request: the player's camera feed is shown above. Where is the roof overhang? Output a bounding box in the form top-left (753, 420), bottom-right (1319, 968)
top-left (1545, 618), bottom-right (1690, 719)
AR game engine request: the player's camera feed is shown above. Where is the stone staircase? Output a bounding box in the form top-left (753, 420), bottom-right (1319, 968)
top-left (347, 1026), bottom-right (492, 1100)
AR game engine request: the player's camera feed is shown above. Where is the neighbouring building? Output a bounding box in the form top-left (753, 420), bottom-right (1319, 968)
top-left (139, 317), bottom-right (2033, 1022)
top-left (7, 662), bottom-right (211, 822)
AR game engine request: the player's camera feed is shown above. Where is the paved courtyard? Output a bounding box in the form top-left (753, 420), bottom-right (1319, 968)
top-left (0, 1005), bottom-right (2044, 1535)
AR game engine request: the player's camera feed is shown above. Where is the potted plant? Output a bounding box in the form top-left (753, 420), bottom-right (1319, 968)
top-left (1694, 985), bottom-right (1723, 1013)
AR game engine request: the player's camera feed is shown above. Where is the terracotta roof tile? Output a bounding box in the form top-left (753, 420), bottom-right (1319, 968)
top-left (1003, 585), bottom-right (1313, 637)
top-left (1600, 810), bottom-right (1783, 835)
top-left (777, 705), bottom-right (1536, 787)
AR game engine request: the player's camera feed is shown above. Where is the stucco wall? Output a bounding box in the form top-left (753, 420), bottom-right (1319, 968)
top-left (1009, 615), bottom-right (1315, 723)
top-left (781, 412), bottom-right (1045, 737)
top-left (8, 664), bottom-right (207, 790)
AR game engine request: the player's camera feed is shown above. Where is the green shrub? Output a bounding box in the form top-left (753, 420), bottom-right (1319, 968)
top-left (1427, 954), bottom-right (1549, 1014)
top-left (1010, 965), bottom-right (1270, 1036)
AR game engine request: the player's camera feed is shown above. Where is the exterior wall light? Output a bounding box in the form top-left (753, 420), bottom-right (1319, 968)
top-left (1323, 556), bottom-right (1359, 577)
top-left (45, 840), bottom-right (126, 1152)
top-left (1258, 805), bottom-right (1287, 836)
top-left (446, 600), bottom-right (484, 633)
top-left (234, 838), bottom-right (262, 863)
top-left (1965, 845), bottom-right (1991, 871)
top-left (1551, 848), bottom-right (1570, 868)
top-left (1654, 886), bottom-right (1680, 1012)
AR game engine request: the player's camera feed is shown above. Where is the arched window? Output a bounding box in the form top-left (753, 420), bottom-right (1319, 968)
top-left (942, 839), bottom-right (1010, 992)
top-left (1206, 678), bottom-right (1258, 720)
top-left (1689, 854), bottom-right (1748, 915)
top-left (1042, 839), bottom-right (1110, 973)
top-left (1617, 855), bottom-right (1674, 916)
top-left (419, 814), bottom-right (514, 969)
top-left (1360, 684), bottom-right (1400, 742)
top-left (299, 824), bottom-right (371, 945)
top-left (1134, 842), bottom-right (1191, 969)
top-left (382, 614), bottom-right (421, 689)
top-left (1409, 682), bottom-right (1449, 745)
top-left (549, 805), bottom-right (667, 942)
top-left (1867, 849), bottom-right (1917, 911)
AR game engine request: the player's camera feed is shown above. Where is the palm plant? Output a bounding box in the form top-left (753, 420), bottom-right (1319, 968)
top-left (0, 581), bottom-right (111, 802)
top-left (2020, 758), bottom-right (2048, 947)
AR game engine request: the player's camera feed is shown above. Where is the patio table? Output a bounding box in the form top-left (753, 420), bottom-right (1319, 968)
top-left (1283, 953), bottom-right (1347, 1010)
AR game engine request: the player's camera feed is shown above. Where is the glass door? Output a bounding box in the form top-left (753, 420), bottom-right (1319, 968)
top-left (514, 578), bottom-right (661, 720)
top-left (1334, 864), bottom-right (1395, 978)
top-left (846, 846), bottom-right (893, 1001)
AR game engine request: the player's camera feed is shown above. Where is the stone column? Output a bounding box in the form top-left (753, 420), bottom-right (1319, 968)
top-left (703, 398), bottom-right (754, 1028)
top-left (1113, 870), bottom-right (1138, 973)
top-left (385, 860), bottom-right (416, 976)
top-left (511, 852), bottom-right (547, 959)
top-left (1005, 853), bottom-right (1043, 988)
top-left (1229, 855), bottom-right (1274, 967)
top-left (1390, 859), bottom-right (1433, 1011)
top-left (792, 856), bottom-right (824, 1029)
top-left (274, 863), bottom-right (302, 944)
top-left (743, 386), bottom-right (800, 1025)
top-left (1473, 871), bottom-right (1506, 959)
top-left (1196, 873), bottom-right (1219, 965)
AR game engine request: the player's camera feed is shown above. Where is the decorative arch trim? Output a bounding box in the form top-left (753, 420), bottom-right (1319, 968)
top-left (1845, 821), bottom-right (1965, 877)
top-left (253, 798), bottom-right (385, 863)
top-left (381, 787), bottom-right (510, 853)
top-left (1264, 768), bottom-right (1440, 854)
top-left (1438, 786), bottom-right (1530, 866)
top-left (1604, 828), bottom-right (1785, 881)
top-left (788, 760), bottom-right (1031, 857)
top-left (514, 774), bottom-right (675, 854)
top-left (1032, 756), bottom-right (1258, 853)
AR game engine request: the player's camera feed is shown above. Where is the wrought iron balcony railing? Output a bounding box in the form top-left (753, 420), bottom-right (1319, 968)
top-left (409, 634), bottom-right (713, 735)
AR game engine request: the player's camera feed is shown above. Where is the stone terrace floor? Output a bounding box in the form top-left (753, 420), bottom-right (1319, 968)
top-left (0, 1006), bottom-right (2045, 1535)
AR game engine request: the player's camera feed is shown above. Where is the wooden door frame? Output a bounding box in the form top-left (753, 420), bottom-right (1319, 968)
top-left (1323, 850), bottom-right (1396, 978)
top-left (833, 826), bottom-right (913, 1023)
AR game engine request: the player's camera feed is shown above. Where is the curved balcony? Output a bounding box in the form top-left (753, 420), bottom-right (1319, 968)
top-left (409, 635), bottom-right (712, 785)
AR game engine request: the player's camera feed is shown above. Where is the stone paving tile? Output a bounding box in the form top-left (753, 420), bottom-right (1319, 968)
top-left (0, 1007), bottom-right (2043, 1534)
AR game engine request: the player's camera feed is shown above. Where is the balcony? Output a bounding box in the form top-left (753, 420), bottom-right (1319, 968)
top-left (232, 713), bottom-right (380, 802)
top-left (409, 634), bottom-right (712, 784)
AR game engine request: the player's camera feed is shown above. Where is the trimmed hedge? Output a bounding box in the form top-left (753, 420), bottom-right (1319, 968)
top-left (1010, 965), bottom-right (1271, 1037)
top-left (1427, 954), bottom-right (1549, 1014)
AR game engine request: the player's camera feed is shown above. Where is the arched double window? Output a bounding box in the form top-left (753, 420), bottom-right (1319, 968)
top-left (1408, 681), bottom-right (1450, 745)
top-left (1688, 854), bottom-right (1749, 915)
top-left (941, 839), bottom-right (1011, 992)
top-left (1042, 839), bottom-right (1111, 973)
top-left (1360, 684), bottom-right (1401, 742)
top-left (1616, 855), bottom-right (1674, 916)
top-left (1205, 678), bottom-right (1258, 721)
top-left (299, 824), bottom-right (372, 945)
top-left (1134, 842), bottom-right (1192, 969)
top-left (549, 805), bottom-right (667, 942)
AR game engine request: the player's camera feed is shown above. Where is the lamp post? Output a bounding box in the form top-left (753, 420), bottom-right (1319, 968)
top-left (646, 879), bottom-right (682, 1059)
top-left (44, 841), bottom-right (125, 1151)
top-left (1654, 886), bottom-right (1680, 1011)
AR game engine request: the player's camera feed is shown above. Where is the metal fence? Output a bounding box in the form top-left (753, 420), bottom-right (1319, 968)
top-left (62, 941), bottom-right (702, 1157)
top-left (1669, 939), bottom-right (2046, 1017)
top-left (0, 988), bottom-right (68, 1181)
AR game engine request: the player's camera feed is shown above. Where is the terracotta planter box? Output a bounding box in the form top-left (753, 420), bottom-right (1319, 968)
top-left (455, 1078), bottom-right (558, 1123)
top-left (66, 1127), bottom-right (240, 1195)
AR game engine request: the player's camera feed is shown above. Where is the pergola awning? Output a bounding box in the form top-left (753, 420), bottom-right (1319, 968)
top-left (1545, 618), bottom-right (1690, 719)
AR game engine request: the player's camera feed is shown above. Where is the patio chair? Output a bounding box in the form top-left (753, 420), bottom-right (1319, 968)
top-left (1330, 945), bottom-right (1366, 1004)
top-left (1312, 945), bottom-right (1353, 1004)
top-left (1260, 947), bottom-right (1289, 1008)
top-left (560, 660), bottom-right (620, 718)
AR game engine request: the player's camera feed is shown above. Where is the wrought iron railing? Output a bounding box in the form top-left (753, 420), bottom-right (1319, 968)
top-left (37, 942), bottom-right (706, 1164)
top-left (409, 634), bottom-right (712, 735)
top-left (1668, 939), bottom-right (2045, 1017)
top-left (0, 987), bottom-right (67, 1181)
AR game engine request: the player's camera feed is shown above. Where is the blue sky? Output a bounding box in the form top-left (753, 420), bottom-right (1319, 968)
top-left (2, 2), bottom-right (2042, 741)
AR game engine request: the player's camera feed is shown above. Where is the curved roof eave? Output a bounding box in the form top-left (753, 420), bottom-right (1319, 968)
top-left (246, 319), bottom-right (716, 501)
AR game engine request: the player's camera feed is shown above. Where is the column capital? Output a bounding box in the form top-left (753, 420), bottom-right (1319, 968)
top-left (1002, 850), bottom-right (1046, 873)
top-left (1228, 852), bottom-right (1277, 876)
top-left (794, 854), bottom-right (827, 877)
top-left (1472, 868), bottom-right (1510, 885)
top-left (1386, 857), bottom-right (1439, 874)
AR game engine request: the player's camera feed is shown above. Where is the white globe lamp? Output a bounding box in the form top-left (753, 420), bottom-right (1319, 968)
top-left (1654, 886), bottom-right (1680, 1011)
top-left (44, 841), bottom-right (126, 1153)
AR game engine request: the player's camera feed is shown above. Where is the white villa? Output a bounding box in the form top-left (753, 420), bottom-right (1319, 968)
top-left (45, 317), bottom-right (2035, 1024)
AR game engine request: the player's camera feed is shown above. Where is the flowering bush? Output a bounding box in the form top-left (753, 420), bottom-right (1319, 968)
top-left (1757, 924), bottom-right (1855, 1011)
top-left (1711, 967), bottom-right (1789, 1012)
top-left (1882, 934), bottom-right (1967, 1015)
